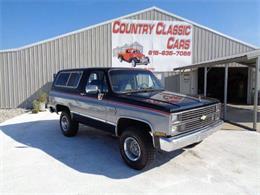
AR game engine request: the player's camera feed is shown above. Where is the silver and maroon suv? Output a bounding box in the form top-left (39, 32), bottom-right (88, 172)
top-left (48, 67), bottom-right (223, 170)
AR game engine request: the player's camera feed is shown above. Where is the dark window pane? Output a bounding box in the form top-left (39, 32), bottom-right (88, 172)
top-left (87, 73), bottom-right (98, 85)
top-left (55, 73), bottom-right (70, 86)
top-left (86, 71), bottom-right (108, 93)
top-left (67, 72), bottom-right (82, 87)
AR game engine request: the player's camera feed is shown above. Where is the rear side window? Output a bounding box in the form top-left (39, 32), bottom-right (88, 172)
top-left (55, 73), bottom-right (70, 86)
top-left (55, 71), bottom-right (82, 88)
top-left (67, 72), bottom-right (82, 87)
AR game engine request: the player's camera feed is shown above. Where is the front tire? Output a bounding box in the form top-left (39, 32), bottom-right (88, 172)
top-left (60, 111), bottom-right (79, 137)
top-left (131, 59), bottom-right (137, 67)
top-left (119, 127), bottom-right (155, 170)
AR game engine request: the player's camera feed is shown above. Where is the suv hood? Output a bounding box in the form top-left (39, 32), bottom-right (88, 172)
top-left (117, 90), bottom-right (218, 113)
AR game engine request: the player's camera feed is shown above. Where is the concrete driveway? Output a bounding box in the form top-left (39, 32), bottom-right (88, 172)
top-left (0, 112), bottom-right (259, 194)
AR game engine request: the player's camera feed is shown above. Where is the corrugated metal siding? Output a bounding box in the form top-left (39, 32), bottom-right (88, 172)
top-left (0, 23), bottom-right (112, 108)
top-left (192, 26), bottom-right (253, 63)
top-left (0, 9), bottom-right (255, 108)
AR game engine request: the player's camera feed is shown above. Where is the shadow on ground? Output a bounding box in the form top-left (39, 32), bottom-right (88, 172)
top-left (0, 119), bottom-right (183, 179)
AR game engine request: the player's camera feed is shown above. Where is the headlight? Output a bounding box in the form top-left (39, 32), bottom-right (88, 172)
top-left (171, 124), bottom-right (185, 132)
top-left (171, 114), bottom-right (181, 132)
top-left (171, 125), bottom-right (178, 131)
top-left (216, 103), bottom-right (221, 112)
top-left (171, 114), bottom-right (178, 122)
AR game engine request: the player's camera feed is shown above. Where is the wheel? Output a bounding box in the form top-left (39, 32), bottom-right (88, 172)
top-left (60, 111), bottom-right (79, 137)
top-left (131, 59), bottom-right (137, 67)
top-left (184, 141), bottom-right (202, 149)
top-left (118, 56), bottom-right (123, 62)
top-left (119, 126), bottom-right (155, 170)
top-left (144, 57), bottom-right (150, 65)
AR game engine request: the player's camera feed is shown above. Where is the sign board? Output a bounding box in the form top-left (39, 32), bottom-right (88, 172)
top-left (112, 19), bottom-right (192, 72)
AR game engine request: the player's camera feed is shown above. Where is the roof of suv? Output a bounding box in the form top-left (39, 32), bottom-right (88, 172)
top-left (59, 67), bottom-right (149, 72)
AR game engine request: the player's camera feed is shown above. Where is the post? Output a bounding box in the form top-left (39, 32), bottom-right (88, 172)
top-left (253, 57), bottom-right (259, 131)
top-left (204, 67), bottom-right (207, 96)
top-left (224, 64), bottom-right (229, 120)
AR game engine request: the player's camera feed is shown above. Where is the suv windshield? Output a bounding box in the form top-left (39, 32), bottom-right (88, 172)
top-left (109, 69), bottom-right (163, 93)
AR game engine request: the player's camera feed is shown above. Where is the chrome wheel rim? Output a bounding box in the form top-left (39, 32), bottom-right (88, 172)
top-left (123, 137), bottom-right (141, 161)
top-left (61, 115), bottom-right (69, 131)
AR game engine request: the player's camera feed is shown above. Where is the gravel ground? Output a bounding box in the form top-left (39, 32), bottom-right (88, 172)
top-left (0, 109), bottom-right (27, 123)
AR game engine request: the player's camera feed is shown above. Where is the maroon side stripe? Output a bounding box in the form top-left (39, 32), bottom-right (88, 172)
top-left (53, 91), bottom-right (170, 116)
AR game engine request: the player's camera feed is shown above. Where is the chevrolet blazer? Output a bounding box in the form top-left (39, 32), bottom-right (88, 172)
top-left (48, 67), bottom-right (223, 170)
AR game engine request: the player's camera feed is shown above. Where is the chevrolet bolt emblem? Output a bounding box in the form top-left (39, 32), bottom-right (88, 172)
top-left (200, 115), bottom-right (207, 120)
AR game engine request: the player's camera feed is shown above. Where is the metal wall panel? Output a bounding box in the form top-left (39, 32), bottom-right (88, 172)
top-left (0, 9), bottom-right (255, 108)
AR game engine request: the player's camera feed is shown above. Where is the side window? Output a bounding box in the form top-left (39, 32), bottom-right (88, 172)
top-left (86, 71), bottom-right (108, 93)
top-left (55, 72), bottom-right (70, 86)
top-left (87, 72), bottom-right (98, 85)
top-left (67, 72), bottom-right (82, 87)
top-left (55, 71), bottom-right (82, 88)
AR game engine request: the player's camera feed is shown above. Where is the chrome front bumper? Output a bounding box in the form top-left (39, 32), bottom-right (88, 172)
top-left (159, 121), bottom-right (223, 152)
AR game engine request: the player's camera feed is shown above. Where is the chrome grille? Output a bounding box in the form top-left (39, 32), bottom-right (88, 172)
top-left (176, 104), bottom-right (220, 133)
top-left (184, 114), bottom-right (215, 131)
top-left (180, 106), bottom-right (216, 121)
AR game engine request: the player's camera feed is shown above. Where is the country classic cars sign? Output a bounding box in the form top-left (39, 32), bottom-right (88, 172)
top-left (112, 19), bottom-right (192, 72)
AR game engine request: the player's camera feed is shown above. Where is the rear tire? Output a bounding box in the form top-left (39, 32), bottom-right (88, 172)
top-left (145, 57), bottom-right (150, 65)
top-left (118, 56), bottom-right (123, 62)
top-left (119, 126), bottom-right (155, 170)
top-left (60, 111), bottom-right (79, 137)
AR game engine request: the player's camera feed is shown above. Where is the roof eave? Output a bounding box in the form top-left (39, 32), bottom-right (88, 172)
top-left (174, 49), bottom-right (260, 70)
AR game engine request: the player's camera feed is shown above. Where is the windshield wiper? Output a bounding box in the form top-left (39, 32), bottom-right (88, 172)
top-left (119, 89), bottom-right (141, 94)
top-left (118, 88), bottom-right (163, 94)
top-left (137, 87), bottom-right (164, 92)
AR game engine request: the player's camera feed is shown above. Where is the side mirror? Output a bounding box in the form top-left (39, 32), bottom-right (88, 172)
top-left (85, 85), bottom-right (99, 94)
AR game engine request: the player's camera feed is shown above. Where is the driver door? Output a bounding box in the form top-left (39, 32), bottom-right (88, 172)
top-left (78, 70), bottom-right (108, 124)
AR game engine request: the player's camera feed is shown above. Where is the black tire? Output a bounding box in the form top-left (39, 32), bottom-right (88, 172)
top-left (145, 57), bottom-right (150, 65)
top-left (119, 126), bottom-right (155, 170)
top-left (118, 56), bottom-right (123, 62)
top-left (60, 111), bottom-right (79, 137)
top-left (131, 59), bottom-right (137, 67)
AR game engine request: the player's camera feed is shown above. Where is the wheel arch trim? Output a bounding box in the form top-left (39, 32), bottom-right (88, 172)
top-left (115, 116), bottom-right (156, 147)
top-left (115, 116), bottom-right (154, 135)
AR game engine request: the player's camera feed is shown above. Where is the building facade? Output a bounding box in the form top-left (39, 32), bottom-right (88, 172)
top-left (0, 7), bottom-right (257, 108)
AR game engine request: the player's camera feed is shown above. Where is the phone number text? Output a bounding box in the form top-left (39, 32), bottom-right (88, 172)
top-left (148, 50), bottom-right (191, 56)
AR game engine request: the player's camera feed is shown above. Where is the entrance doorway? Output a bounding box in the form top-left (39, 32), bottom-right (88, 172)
top-left (198, 67), bottom-right (248, 104)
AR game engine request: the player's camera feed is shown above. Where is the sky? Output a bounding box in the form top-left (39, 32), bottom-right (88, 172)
top-left (0, 0), bottom-right (259, 50)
